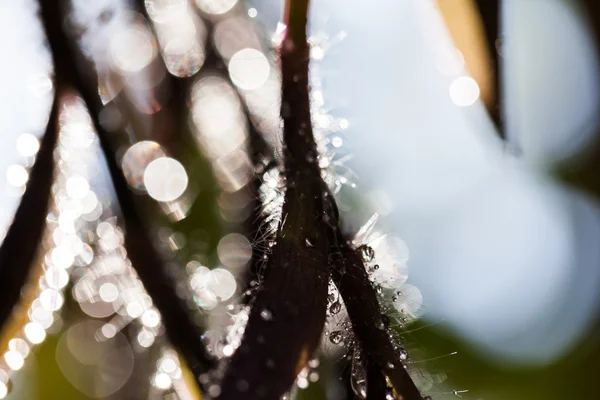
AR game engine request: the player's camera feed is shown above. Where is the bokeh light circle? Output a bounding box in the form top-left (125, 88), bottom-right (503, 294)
top-left (143, 157), bottom-right (188, 202)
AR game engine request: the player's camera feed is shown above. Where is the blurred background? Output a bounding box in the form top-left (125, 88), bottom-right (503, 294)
top-left (2, 0), bottom-right (600, 399)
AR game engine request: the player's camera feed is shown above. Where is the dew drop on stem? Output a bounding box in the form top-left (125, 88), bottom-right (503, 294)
top-left (329, 301), bottom-right (341, 314)
top-left (329, 330), bottom-right (343, 345)
top-left (358, 245), bottom-right (375, 262)
top-left (399, 349), bottom-right (408, 360)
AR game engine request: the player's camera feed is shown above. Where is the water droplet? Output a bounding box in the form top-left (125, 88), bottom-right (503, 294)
top-left (386, 362), bottom-right (395, 369)
top-left (399, 349), bottom-right (408, 360)
top-left (305, 238), bottom-right (314, 247)
top-left (329, 331), bottom-right (343, 345)
top-left (359, 245), bottom-right (375, 262)
top-left (373, 264), bottom-right (379, 270)
top-left (329, 301), bottom-right (342, 315)
top-left (260, 309), bottom-right (272, 321)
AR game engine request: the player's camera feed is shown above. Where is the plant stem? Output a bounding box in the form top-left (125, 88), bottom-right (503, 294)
top-left (0, 89), bottom-right (60, 335)
top-left (219, 1), bottom-right (330, 399)
top-left (330, 244), bottom-right (423, 400)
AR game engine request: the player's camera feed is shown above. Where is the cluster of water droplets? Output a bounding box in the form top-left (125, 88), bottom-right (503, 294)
top-left (0, 98), bottom-right (191, 398)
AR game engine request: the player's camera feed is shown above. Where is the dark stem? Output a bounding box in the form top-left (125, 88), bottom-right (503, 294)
top-left (366, 355), bottom-right (387, 400)
top-left (38, 0), bottom-right (216, 386)
top-left (219, 1), bottom-right (330, 399)
top-left (474, 0), bottom-right (504, 139)
top-left (330, 244), bottom-right (422, 400)
top-left (0, 90), bottom-right (60, 334)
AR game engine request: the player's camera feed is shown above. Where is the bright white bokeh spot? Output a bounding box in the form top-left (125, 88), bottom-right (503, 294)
top-left (6, 164), bottom-right (28, 187)
top-left (66, 175), bottom-right (90, 200)
top-left (45, 267), bottom-right (69, 290)
top-left (207, 268), bottom-right (237, 301)
top-left (222, 344), bottom-right (234, 356)
top-left (40, 288), bottom-right (64, 311)
top-left (58, 213), bottom-right (77, 234)
top-left (24, 322), bottom-right (46, 344)
top-left (101, 324), bottom-right (117, 339)
top-left (4, 351), bottom-right (24, 371)
top-left (137, 329), bottom-right (155, 348)
top-left (143, 157), bottom-right (188, 202)
top-left (449, 76), bottom-right (480, 107)
top-left (141, 309), bottom-right (161, 328)
top-left (311, 45), bottom-right (326, 61)
top-left (110, 27), bottom-right (156, 73)
top-left (153, 372), bottom-right (172, 389)
top-left (331, 136), bottom-right (343, 148)
top-left (248, 7), bottom-right (257, 18)
top-left (195, 0), bottom-right (237, 15)
top-left (81, 191), bottom-right (99, 214)
top-left (51, 245), bottom-right (74, 269)
top-left (99, 282), bottom-right (120, 303)
top-left (0, 381), bottom-right (7, 398)
top-left (126, 302), bottom-right (144, 319)
top-left (16, 133), bottom-right (40, 157)
top-left (159, 358), bottom-right (178, 374)
top-left (229, 48), bottom-right (270, 90)
top-left (30, 300), bottom-right (54, 329)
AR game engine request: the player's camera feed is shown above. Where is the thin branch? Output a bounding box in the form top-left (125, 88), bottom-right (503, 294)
top-left (219, 1), bottom-right (330, 399)
top-left (330, 244), bottom-right (422, 400)
top-left (38, 0), bottom-right (216, 386)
